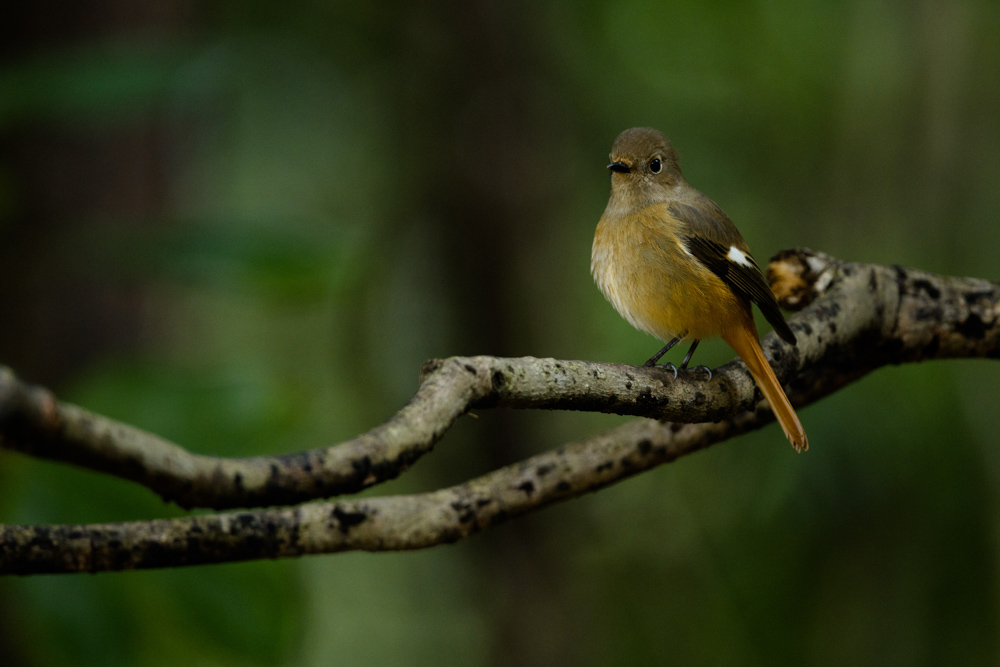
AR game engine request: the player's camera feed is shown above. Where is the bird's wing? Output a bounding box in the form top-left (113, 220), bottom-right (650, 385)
top-left (668, 200), bottom-right (796, 345)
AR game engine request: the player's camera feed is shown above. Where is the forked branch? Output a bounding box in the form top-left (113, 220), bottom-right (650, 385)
top-left (1, 249), bottom-right (997, 574)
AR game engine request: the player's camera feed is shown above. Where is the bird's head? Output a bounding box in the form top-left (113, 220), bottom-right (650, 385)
top-left (606, 127), bottom-right (684, 207)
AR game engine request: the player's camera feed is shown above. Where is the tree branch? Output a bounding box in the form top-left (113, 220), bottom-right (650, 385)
top-left (1, 249), bottom-right (998, 574)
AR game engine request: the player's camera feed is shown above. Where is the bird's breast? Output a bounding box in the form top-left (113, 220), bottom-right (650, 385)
top-left (591, 206), bottom-right (737, 342)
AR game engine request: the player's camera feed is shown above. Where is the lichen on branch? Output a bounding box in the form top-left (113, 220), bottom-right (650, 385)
top-left (1, 249), bottom-right (998, 574)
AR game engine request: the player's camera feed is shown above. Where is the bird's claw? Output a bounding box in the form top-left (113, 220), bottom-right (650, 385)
top-left (645, 361), bottom-right (711, 382)
top-left (688, 365), bottom-right (713, 381)
top-left (655, 362), bottom-right (678, 380)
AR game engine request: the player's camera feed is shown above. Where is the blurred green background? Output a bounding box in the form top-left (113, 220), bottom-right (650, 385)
top-left (1, 1), bottom-right (999, 665)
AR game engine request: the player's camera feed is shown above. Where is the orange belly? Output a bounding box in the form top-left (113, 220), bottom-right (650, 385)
top-left (591, 205), bottom-right (745, 343)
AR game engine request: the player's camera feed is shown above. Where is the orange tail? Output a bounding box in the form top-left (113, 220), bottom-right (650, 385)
top-left (723, 321), bottom-right (808, 452)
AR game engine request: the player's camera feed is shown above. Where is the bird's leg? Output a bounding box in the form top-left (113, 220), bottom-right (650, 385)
top-left (644, 337), bottom-right (681, 380)
top-left (679, 340), bottom-right (713, 380)
top-left (644, 337), bottom-right (680, 367)
top-left (678, 340), bottom-right (699, 369)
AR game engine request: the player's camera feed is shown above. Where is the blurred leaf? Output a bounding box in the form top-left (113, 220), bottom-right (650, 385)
top-left (0, 42), bottom-right (191, 126)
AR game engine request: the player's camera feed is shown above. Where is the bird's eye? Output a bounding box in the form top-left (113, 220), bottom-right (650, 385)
top-left (649, 158), bottom-right (662, 174)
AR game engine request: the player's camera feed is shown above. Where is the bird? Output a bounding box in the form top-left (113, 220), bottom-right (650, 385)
top-left (591, 127), bottom-right (808, 452)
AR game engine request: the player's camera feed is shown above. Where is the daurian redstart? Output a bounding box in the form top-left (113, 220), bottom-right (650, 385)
top-left (591, 127), bottom-right (808, 452)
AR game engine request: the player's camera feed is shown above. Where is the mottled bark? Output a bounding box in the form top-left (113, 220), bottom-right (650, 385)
top-left (1, 249), bottom-right (998, 574)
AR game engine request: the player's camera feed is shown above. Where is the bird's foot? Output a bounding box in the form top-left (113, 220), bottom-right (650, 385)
top-left (644, 361), bottom-right (712, 381)
top-left (648, 361), bottom-right (678, 380)
top-left (685, 364), bottom-right (713, 381)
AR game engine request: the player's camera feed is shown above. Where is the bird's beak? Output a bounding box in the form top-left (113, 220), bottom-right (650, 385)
top-left (607, 161), bottom-right (631, 174)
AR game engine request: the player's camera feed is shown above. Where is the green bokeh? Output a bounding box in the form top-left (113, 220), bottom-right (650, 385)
top-left (2, 2), bottom-right (999, 665)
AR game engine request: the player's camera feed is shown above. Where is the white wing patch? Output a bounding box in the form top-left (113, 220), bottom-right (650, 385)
top-left (727, 245), bottom-right (753, 268)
